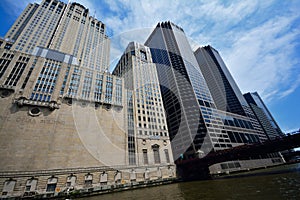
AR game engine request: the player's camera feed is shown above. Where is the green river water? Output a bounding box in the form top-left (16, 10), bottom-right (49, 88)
top-left (79, 163), bottom-right (300, 200)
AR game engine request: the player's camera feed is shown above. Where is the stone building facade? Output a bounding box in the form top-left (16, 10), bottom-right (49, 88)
top-left (0, 45), bottom-right (176, 198)
top-left (113, 42), bottom-right (174, 168)
top-left (5, 0), bottom-right (110, 72)
top-left (0, 0), bottom-right (287, 198)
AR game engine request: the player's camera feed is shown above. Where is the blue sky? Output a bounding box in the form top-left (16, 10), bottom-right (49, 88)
top-left (0, 0), bottom-right (299, 133)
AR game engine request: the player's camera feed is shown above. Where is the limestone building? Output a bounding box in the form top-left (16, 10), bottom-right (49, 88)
top-left (113, 42), bottom-right (174, 168)
top-left (5, 0), bottom-right (110, 71)
top-left (0, 1), bottom-right (176, 199)
top-left (0, 0), bottom-right (286, 198)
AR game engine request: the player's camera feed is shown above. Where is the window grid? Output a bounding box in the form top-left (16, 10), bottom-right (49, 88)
top-left (67, 67), bottom-right (81, 97)
top-left (30, 59), bottom-right (61, 102)
top-left (94, 74), bottom-right (103, 102)
top-left (4, 56), bottom-right (29, 86)
top-left (0, 53), bottom-right (14, 79)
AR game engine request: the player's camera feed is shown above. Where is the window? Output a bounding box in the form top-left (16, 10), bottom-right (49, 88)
top-left (143, 149), bottom-right (148, 165)
top-left (46, 177), bottom-right (57, 192)
top-left (130, 170), bottom-right (136, 181)
top-left (152, 144), bottom-right (160, 164)
top-left (114, 171), bottom-right (121, 184)
top-left (25, 178), bottom-right (37, 192)
top-left (100, 172), bottom-right (108, 185)
top-left (31, 60), bottom-right (61, 102)
top-left (105, 80), bottom-right (113, 103)
top-left (81, 71), bottom-right (93, 99)
top-left (140, 50), bottom-right (147, 60)
top-left (4, 57), bottom-right (28, 86)
top-left (164, 149), bottom-right (170, 163)
top-left (29, 107), bottom-right (41, 116)
top-left (66, 175), bottom-right (76, 187)
top-left (84, 173), bottom-right (93, 187)
top-left (2, 179), bottom-right (16, 196)
top-left (0, 54), bottom-right (14, 79)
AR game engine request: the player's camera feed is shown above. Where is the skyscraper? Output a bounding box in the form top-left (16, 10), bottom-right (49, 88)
top-left (194, 45), bottom-right (284, 170)
top-left (194, 45), bottom-right (247, 115)
top-left (194, 45), bottom-right (267, 140)
top-left (244, 92), bottom-right (284, 139)
top-left (0, 0), bottom-right (287, 196)
top-left (145, 21), bottom-right (283, 173)
top-left (145, 22), bottom-right (215, 160)
top-left (5, 0), bottom-right (110, 71)
top-left (113, 42), bottom-right (174, 169)
top-left (0, 0), bottom-right (114, 111)
top-left (0, 2), bottom-right (176, 198)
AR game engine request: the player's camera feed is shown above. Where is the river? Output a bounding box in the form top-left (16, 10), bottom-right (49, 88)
top-left (78, 163), bottom-right (300, 200)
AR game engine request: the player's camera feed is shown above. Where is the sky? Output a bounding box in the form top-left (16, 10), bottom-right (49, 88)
top-left (0, 0), bottom-right (299, 133)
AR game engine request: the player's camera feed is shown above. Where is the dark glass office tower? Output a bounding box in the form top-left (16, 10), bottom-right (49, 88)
top-left (145, 22), bottom-right (217, 160)
top-left (194, 45), bottom-right (267, 140)
top-left (244, 92), bottom-right (284, 139)
top-left (194, 46), bottom-right (247, 115)
top-left (145, 21), bottom-right (284, 172)
top-left (144, 22), bottom-right (263, 160)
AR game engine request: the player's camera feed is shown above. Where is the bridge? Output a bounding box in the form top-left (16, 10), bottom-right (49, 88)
top-left (176, 131), bottom-right (300, 180)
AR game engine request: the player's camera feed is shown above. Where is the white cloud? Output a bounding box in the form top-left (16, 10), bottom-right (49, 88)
top-left (4, 0), bottom-right (300, 107)
top-left (222, 14), bottom-right (300, 102)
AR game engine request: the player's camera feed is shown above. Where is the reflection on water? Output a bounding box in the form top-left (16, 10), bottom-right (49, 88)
top-left (79, 163), bottom-right (300, 200)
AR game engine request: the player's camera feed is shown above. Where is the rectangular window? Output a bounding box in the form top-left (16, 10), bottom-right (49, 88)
top-left (140, 50), bottom-right (147, 60)
top-left (46, 184), bottom-right (56, 192)
top-left (31, 60), bottom-right (61, 101)
top-left (143, 149), bottom-right (148, 165)
top-left (3, 180), bottom-right (16, 194)
top-left (46, 177), bottom-right (57, 192)
top-left (84, 174), bottom-right (93, 186)
top-left (153, 148), bottom-right (160, 164)
top-left (164, 149), bottom-right (170, 163)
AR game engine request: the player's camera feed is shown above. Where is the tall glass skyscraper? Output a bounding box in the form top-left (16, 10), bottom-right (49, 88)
top-left (0, 1), bottom-right (286, 196)
top-left (244, 92), bottom-right (284, 139)
top-left (145, 22), bottom-right (283, 172)
top-left (194, 45), bottom-right (267, 140)
top-left (145, 22), bottom-right (217, 160)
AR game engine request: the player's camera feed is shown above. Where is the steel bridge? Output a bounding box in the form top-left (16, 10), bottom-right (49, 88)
top-left (176, 130), bottom-right (300, 180)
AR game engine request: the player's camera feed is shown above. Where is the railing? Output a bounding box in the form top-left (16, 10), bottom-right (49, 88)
top-left (0, 164), bottom-right (176, 178)
top-left (286, 129), bottom-right (300, 135)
